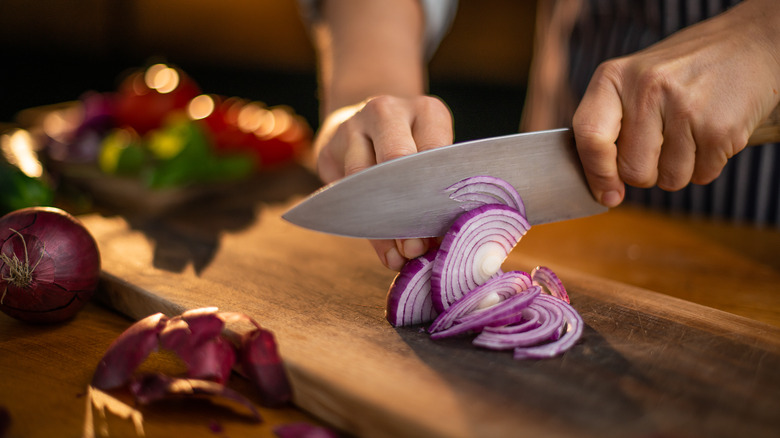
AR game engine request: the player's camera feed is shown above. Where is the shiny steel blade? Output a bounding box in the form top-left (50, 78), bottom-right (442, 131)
top-left (283, 128), bottom-right (607, 239)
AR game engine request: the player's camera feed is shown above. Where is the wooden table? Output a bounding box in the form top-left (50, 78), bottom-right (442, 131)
top-left (1, 191), bottom-right (778, 437)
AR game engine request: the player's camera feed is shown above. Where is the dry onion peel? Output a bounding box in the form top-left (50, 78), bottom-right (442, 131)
top-left (92, 307), bottom-right (292, 417)
top-left (129, 373), bottom-right (261, 422)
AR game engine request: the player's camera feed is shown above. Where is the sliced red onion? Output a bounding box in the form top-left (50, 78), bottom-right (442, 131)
top-left (472, 297), bottom-right (564, 349)
top-left (478, 307), bottom-right (542, 335)
top-left (513, 295), bottom-right (584, 359)
top-left (447, 175), bottom-right (526, 217)
top-left (431, 286), bottom-right (541, 339)
top-left (385, 249), bottom-right (438, 327)
top-left (92, 312), bottom-right (169, 390)
top-left (386, 175), bottom-right (584, 360)
top-left (531, 266), bottom-right (570, 303)
top-left (431, 204), bottom-right (530, 312)
top-left (129, 373), bottom-right (261, 422)
top-left (429, 271), bottom-right (531, 333)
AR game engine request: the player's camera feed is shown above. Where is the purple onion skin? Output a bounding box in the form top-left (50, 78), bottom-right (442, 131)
top-left (0, 207), bottom-right (101, 323)
top-left (385, 249), bottom-right (438, 327)
top-left (129, 373), bottom-right (261, 422)
top-left (431, 204), bottom-right (529, 313)
top-left (159, 309), bottom-right (236, 383)
top-left (92, 312), bottom-right (169, 390)
top-left (531, 266), bottom-right (570, 304)
top-left (447, 175), bottom-right (526, 217)
top-left (240, 327), bottom-right (293, 407)
top-left (513, 295), bottom-right (584, 359)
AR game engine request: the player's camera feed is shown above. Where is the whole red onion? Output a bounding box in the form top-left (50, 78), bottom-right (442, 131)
top-left (0, 207), bottom-right (100, 323)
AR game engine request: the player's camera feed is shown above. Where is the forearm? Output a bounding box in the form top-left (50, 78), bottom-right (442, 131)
top-left (313, 0), bottom-right (428, 117)
top-left (739, 0), bottom-right (780, 94)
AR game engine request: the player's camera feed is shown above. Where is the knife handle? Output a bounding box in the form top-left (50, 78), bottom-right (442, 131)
top-left (748, 103), bottom-right (780, 146)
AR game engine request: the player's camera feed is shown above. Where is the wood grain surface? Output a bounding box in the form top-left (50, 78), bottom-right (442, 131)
top-left (3, 166), bottom-right (778, 438)
top-left (70, 168), bottom-right (780, 438)
top-left (0, 302), bottom-right (323, 438)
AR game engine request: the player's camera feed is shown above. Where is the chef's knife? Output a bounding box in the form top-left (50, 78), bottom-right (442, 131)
top-left (283, 128), bottom-right (605, 239)
top-left (283, 105), bottom-right (780, 239)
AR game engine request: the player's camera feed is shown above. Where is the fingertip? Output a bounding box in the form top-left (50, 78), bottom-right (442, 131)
top-left (384, 247), bottom-right (407, 271)
top-left (400, 238), bottom-right (426, 259)
top-left (599, 189), bottom-right (623, 208)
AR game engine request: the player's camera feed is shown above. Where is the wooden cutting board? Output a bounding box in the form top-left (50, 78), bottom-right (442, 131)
top-left (79, 169), bottom-right (780, 438)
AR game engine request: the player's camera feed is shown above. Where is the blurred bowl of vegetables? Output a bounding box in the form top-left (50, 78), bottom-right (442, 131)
top-left (21, 62), bottom-right (312, 215)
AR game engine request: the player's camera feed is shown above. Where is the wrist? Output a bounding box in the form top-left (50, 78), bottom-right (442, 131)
top-left (737, 0), bottom-right (780, 89)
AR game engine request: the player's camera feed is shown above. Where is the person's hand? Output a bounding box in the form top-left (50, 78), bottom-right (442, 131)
top-left (572, 0), bottom-right (780, 207)
top-left (315, 95), bottom-right (453, 270)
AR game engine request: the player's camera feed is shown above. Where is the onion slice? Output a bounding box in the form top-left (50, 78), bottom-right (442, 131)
top-left (531, 266), bottom-right (570, 303)
top-left (431, 285), bottom-right (541, 339)
top-left (431, 204), bottom-right (530, 312)
top-left (429, 271), bottom-right (532, 333)
top-left (513, 295), bottom-right (584, 359)
top-left (447, 175), bottom-right (526, 217)
top-left (385, 249), bottom-right (438, 327)
top-left (472, 297), bottom-right (564, 349)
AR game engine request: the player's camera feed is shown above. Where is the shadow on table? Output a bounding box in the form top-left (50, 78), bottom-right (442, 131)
top-left (110, 165), bottom-right (321, 275)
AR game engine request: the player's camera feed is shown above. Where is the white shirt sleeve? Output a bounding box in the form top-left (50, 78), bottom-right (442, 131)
top-left (296, 0), bottom-right (458, 59)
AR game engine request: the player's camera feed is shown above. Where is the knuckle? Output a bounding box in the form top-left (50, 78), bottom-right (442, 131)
top-left (362, 95), bottom-right (399, 117)
top-left (573, 124), bottom-right (616, 153)
top-left (591, 59), bottom-right (625, 85)
top-left (414, 95), bottom-right (448, 114)
top-left (656, 170), bottom-right (687, 191)
top-left (379, 150), bottom-right (411, 163)
top-left (617, 158), bottom-right (656, 188)
top-left (691, 167), bottom-right (722, 185)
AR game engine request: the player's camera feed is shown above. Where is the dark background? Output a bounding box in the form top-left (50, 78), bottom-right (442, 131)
top-left (0, 0), bottom-right (536, 143)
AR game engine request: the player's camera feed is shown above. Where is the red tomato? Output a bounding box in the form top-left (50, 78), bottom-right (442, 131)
top-left (114, 66), bottom-right (201, 135)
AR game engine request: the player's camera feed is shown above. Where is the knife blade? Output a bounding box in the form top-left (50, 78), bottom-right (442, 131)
top-left (283, 128), bottom-right (607, 239)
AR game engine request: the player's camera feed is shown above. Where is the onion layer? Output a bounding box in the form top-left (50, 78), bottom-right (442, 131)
top-left (447, 175), bottom-right (526, 217)
top-left (431, 204), bottom-right (529, 313)
top-left (385, 249), bottom-right (438, 327)
top-left (429, 270), bottom-right (531, 333)
top-left (531, 265), bottom-right (570, 303)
